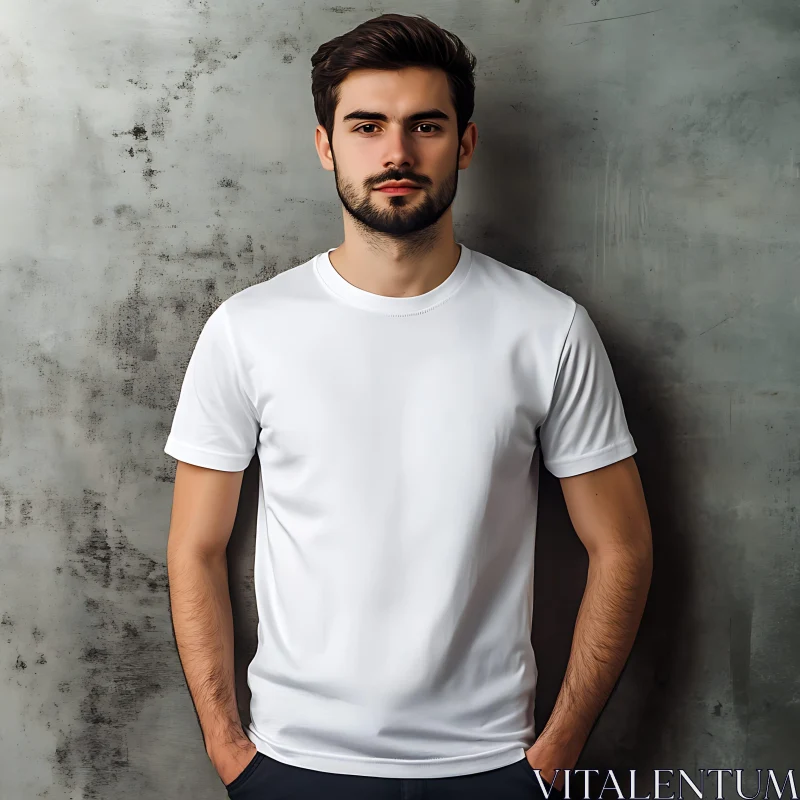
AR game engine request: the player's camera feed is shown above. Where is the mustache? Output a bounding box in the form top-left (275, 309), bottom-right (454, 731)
top-left (371, 174), bottom-right (428, 187)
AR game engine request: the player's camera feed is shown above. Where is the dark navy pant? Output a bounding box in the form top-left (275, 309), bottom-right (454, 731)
top-left (225, 752), bottom-right (565, 799)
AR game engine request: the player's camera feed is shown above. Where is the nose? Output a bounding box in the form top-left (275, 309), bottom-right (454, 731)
top-left (381, 125), bottom-right (416, 171)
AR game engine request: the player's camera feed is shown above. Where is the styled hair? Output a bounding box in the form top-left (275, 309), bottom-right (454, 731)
top-left (310, 13), bottom-right (477, 143)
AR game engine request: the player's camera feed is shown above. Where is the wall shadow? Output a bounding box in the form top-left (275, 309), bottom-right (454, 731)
top-left (532, 331), bottom-right (697, 796)
top-left (466, 103), bottom-right (700, 795)
top-left (226, 455), bottom-right (261, 730)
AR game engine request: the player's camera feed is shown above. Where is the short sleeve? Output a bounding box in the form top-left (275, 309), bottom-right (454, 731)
top-left (163, 302), bottom-right (260, 472)
top-left (538, 302), bottom-right (637, 478)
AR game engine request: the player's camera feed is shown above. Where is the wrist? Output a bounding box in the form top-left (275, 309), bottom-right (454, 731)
top-left (207, 737), bottom-right (258, 787)
top-left (529, 729), bottom-right (585, 768)
top-left (205, 730), bottom-right (252, 759)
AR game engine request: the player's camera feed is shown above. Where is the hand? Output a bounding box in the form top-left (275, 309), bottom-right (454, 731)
top-left (524, 740), bottom-right (575, 793)
top-left (208, 738), bottom-right (259, 787)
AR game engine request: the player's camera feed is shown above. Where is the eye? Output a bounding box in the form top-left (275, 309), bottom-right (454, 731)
top-left (354, 123), bottom-right (441, 134)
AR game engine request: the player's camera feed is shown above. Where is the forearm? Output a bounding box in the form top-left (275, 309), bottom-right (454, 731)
top-left (538, 546), bottom-right (652, 756)
top-left (167, 546), bottom-right (246, 754)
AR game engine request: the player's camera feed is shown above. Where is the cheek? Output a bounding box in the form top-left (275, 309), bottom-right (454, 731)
top-left (425, 142), bottom-right (459, 172)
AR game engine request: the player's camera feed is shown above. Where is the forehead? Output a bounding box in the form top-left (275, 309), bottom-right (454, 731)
top-left (335, 67), bottom-right (453, 118)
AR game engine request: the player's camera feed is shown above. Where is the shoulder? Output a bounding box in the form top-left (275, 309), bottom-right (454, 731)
top-left (469, 247), bottom-right (578, 337)
top-left (214, 253), bottom-right (320, 330)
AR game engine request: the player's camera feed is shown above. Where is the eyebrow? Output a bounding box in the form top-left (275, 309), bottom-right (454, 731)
top-left (341, 108), bottom-right (450, 124)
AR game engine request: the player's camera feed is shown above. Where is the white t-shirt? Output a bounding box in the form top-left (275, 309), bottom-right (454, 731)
top-left (163, 242), bottom-right (637, 779)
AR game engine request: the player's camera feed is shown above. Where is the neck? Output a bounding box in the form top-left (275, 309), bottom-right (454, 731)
top-left (329, 214), bottom-right (462, 299)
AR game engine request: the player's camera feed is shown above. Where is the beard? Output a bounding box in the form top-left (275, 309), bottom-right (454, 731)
top-left (331, 149), bottom-right (459, 239)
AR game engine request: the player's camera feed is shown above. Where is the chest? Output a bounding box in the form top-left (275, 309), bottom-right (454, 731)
top-left (252, 322), bottom-right (540, 483)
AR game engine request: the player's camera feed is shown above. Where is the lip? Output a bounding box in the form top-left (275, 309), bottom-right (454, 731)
top-left (376, 185), bottom-right (420, 194)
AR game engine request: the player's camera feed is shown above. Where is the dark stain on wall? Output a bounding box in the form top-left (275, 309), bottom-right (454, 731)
top-left (49, 488), bottom-right (178, 797)
top-left (110, 281), bottom-right (161, 366)
top-left (150, 96), bottom-right (170, 140)
top-left (184, 231), bottom-right (246, 273)
top-left (191, 36), bottom-right (224, 73)
top-left (238, 234), bottom-right (255, 267)
top-left (274, 32), bottom-right (301, 63)
top-left (172, 36), bottom-right (241, 110)
top-left (111, 122), bottom-right (164, 188)
top-left (91, 274), bottom-right (214, 416)
top-left (187, 0), bottom-right (211, 23)
top-left (112, 204), bottom-right (141, 229)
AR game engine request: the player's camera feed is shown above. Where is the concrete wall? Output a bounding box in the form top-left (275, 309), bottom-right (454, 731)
top-left (1, 1), bottom-right (797, 797)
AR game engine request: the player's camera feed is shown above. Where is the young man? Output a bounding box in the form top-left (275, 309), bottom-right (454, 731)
top-left (164, 12), bottom-right (652, 800)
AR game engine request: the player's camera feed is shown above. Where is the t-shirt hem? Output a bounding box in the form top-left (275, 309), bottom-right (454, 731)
top-left (544, 437), bottom-right (637, 478)
top-left (247, 729), bottom-right (527, 779)
top-left (163, 436), bottom-right (253, 472)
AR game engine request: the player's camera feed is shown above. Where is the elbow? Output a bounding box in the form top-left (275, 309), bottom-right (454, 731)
top-left (167, 532), bottom-right (228, 571)
top-left (590, 528), bottom-right (653, 577)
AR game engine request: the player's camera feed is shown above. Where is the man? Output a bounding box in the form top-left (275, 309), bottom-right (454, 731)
top-left (164, 12), bottom-right (652, 800)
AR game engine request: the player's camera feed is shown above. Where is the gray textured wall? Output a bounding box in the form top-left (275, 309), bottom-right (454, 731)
top-left (1, 1), bottom-right (798, 797)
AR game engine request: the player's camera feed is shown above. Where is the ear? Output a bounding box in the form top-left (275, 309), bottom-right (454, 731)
top-left (457, 121), bottom-right (478, 170)
top-left (315, 124), bottom-right (335, 173)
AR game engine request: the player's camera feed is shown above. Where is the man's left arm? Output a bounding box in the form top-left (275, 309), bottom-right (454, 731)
top-left (525, 454), bottom-right (653, 791)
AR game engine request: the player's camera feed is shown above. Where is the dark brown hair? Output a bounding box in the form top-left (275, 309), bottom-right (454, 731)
top-left (310, 13), bottom-right (477, 143)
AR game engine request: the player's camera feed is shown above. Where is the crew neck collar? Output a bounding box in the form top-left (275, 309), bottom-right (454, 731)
top-left (313, 242), bottom-right (473, 316)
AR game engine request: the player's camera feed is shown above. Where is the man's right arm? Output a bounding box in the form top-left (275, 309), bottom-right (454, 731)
top-left (166, 460), bottom-right (258, 787)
